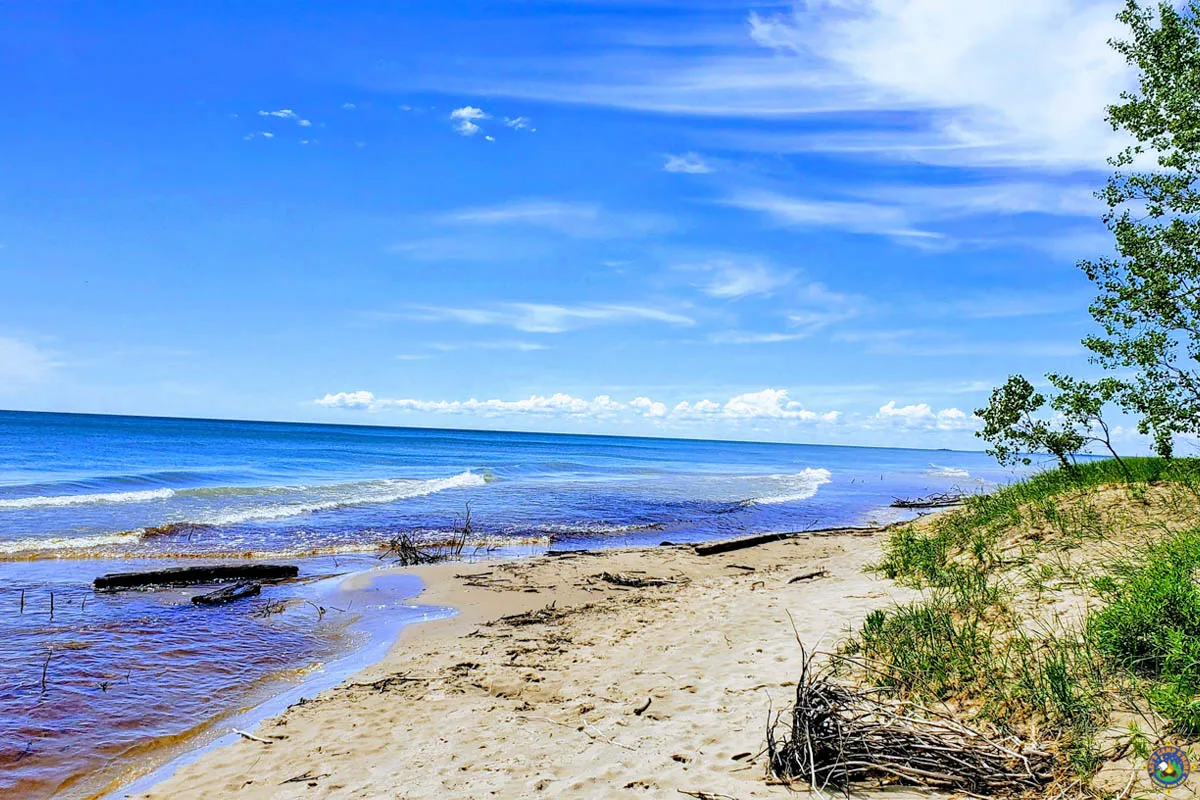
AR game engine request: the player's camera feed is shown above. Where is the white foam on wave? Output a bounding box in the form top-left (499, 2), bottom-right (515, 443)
top-left (747, 468), bottom-right (833, 505)
top-left (0, 530), bottom-right (144, 555)
top-left (0, 488), bottom-right (176, 510)
top-left (200, 470), bottom-right (488, 526)
top-left (925, 465), bottom-right (970, 479)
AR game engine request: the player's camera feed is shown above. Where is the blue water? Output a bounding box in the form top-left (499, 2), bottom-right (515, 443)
top-left (0, 410), bottom-right (1022, 798)
top-left (0, 410), bottom-right (1017, 559)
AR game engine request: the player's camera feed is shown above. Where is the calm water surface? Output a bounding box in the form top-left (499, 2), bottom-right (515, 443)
top-left (0, 410), bottom-right (1021, 798)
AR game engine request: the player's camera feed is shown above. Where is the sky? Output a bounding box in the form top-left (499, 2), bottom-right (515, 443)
top-left (0, 0), bottom-right (1157, 449)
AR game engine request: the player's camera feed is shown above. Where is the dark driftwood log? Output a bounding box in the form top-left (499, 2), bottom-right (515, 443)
top-left (693, 527), bottom-right (879, 557)
top-left (94, 564), bottom-right (298, 591)
top-left (192, 582), bottom-right (262, 606)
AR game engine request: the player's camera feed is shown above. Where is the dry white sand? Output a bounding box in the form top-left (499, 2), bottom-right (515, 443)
top-left (132, 529), bottom-right (920, 799)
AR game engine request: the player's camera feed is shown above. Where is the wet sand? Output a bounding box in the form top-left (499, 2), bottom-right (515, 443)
top-left (132, 528), bottom-right (919, 799)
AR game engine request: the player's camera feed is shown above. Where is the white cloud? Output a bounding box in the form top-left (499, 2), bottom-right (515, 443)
top-left (722, 388), bottom-right (839, 422)
top-left (342, 102), bottom-right (358, 110)
top-left (450, 105), bottom-right (489, 136)
top-left (875, 401), bottom-right (977, 431)
top-left (664, 152), bottom-right (714, 174)
top-left (723, 190), bottom-right (940, 241)
top-left (298, 119), bottom-right (312, 127)
top-left (631, 396), bottom-right (668, 418)
top-left (317, 386), bottom-right (841, 426)
top-left (0, 337), bottom-right (57, 386)
top-left (318, 391), bottom-right (625, 418)
top-left (504, 116), bottom-right (535, 131)
top-left (316, 390), bottom-right (378, 410)
top-left (453, 0), bottom-right (1131, 170)
top-left (711, 281), bottom-right (865, 344)
top-left (410, 302), bottom-right (695, 333)
top-left (258, 109), bottom-right (297, 119)
top-left (695, 258), bottom-right (792, 299)
top-left (440, 199), bottom-right (672, 238)
top-left (710, 331), bottom-right (809, 344)
top-left (722, 181), bottom-right (1101, 244)
top-left (431, 341), bottom-right (549, 352)
top-left (789, 282), bottom-right (865, 332)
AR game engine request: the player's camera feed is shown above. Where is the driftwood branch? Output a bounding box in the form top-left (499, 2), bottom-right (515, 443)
top-left (767, 648), bottom-right (1052, 795)
top-left (891, 491), bottom-right (965, 510)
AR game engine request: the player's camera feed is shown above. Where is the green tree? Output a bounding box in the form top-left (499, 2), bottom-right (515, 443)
top-left (975, 376), bottom-right (1086, 470)
top-left (1079, 0), bottom-right (1200, 457)
top-left (976, 376), bottom-right (1132, 476)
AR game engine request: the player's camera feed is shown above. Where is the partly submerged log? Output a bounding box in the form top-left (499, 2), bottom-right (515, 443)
top-left (192, 582), bottom-right (262, 606)
top-left (94, 564), bottom-right (298, 591)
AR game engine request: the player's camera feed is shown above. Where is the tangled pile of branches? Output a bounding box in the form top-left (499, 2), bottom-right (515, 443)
top-left (768, 651), bottom-right (1053, 796)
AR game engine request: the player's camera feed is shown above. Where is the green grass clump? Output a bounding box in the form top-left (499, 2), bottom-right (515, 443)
top-left (1089, 528), bottom-right (1200, 734)
top-left (848, 597), bottom-right (999, 699)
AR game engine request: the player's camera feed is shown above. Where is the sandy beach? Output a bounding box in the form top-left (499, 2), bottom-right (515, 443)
top-left (131, 526), bottom-right (918, 799)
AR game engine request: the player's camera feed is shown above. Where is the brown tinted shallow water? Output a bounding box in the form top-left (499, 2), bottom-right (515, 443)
top-left (0, 554), bottom-right (438, 799)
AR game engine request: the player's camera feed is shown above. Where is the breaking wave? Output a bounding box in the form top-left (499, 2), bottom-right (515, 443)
top-left (741, 468), bottom-right (833, 505)
top-left (197, 471), bottom-right (487, 526)
top-left (0, 488), bottom-right (176, 510)
top-left (0, 531), bottom-right (144, 555)
top-left (925, 465), bottom-right (970, 479)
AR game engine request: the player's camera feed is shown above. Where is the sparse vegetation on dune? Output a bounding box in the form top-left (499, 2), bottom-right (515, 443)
top-left (786, 457), bottom-right (1200, 794)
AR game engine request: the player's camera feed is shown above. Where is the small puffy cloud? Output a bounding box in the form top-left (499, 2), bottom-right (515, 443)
top-left (875, 401), bottom-right (976, 431)
top-left (723, 388), bottom-right (838, 422)
top-left (342, 102), bottom-right (358, 110)
top-left (298, 119), bottom-right (312, 127)
top-left (664, 152), bottom-right (714, 174)
top-left (258, 109), bottom-right (297, 119)
top-left (631, 396), bottom-right (668, 418)
top-left (451, 106), bottom-right (489, 136)
top-left (316, 390), bottom-right (378, 410)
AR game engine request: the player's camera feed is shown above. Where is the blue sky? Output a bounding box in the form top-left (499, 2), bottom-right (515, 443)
top-left (0, 0), bottom-right (1150, 448)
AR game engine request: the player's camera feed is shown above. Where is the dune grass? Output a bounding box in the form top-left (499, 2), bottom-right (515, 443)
top-left (840, 456), bottom-right (1200, 785)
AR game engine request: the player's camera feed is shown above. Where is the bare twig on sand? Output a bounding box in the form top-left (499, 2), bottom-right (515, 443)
top-left (767, 648), bottom-right (1052, 795)
top-left (233, 729), bottom-right (273, 744)
top-left (281, 770), bottom-right (331, 784)
top-left (787, 569), bottom-right (828, 584)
